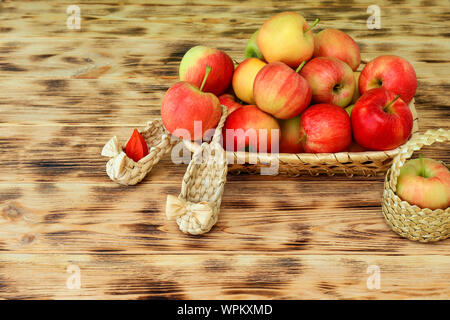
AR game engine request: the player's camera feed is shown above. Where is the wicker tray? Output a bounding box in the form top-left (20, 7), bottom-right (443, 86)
top-left (184, 100), bottom-right (419, 177)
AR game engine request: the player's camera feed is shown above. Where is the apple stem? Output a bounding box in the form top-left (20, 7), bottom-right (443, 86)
top-left (295, 61), bottom-right (306, 73)
top-left (200, 66), bottom-right (212, 92)
top-left (419, 153), bottom-right (426, 178)
top-left (304, 18), bottom-right (320, 33)
top-left (383, 94), bottom-right (401, 111)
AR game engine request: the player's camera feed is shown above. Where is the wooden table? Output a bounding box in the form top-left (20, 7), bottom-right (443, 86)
top-left (0, 0), bottom-right (449, 300)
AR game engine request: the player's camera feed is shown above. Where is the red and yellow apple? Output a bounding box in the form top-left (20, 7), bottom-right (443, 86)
top-left (300, 57), bottom-right (355, 108)
top-left (298, 103), bottom-right (352, 153)
top-left (232, 58), bottom-right (266, 104)
top-left (218, 94), bottom-right (243, 114)
top-left (253, 61), bottom-right (312, 119)
top-left (162, 67), bottom-right (222, 140)
top-left (257, 12), bottom-right (319, 68)
top-left (222, 105), bottom-right (280, 153)
top-left (179, 46), bottom-right (234, 96)
top-left (396, 157), bottom-right (450, 210)
top-left (351, 87), bottom-right (413, 151)
top-left (279, 116), bottom-right (303, 153)
top-left (359, 55), bottom-right (417, 103)
top-left (313, 28), bottom-right (361, 71)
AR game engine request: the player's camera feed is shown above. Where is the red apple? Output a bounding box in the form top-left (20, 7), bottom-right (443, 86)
top-left (257, 12), bottom-right (319, 68)
top-left (279, 116), bottom-right (303, 153)
top-left (351, 87), bottom-right (413, 151)
top-left (162, 67), bottom-right (222, 140)
top-left (299, 103), bottom-right (352, 153)
top-left (313, 28), bottom-right (361, 71)
top-left (222, 105), bottom-right (280, 153)
top-left (359, 55), bottom-right (417, 103)
top-left (232, 58), bottom-right (266, 104)
top-left (218, 94), bottom-right (243, 114)
top-left (179, 46), bottom-right (234, 96)
top-left (253, 61), bottom-right (312, 119)
top-left (396, 156), bottom-right (450, 210)
top-left (300, 57), bottom-right (355, 108)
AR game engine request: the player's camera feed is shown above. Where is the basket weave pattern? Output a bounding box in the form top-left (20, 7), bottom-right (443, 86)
top-left (381, 128), bottom-right (450, 242)
top-left (165, 105), bottom-right (229, 235)
top-left (101, 120), bottom-right (179, 185)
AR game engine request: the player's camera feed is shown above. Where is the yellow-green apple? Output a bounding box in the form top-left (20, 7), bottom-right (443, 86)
top-left (313, 28), bottom-right (361, 71)
top-left (253, 61), bottom-right (312, 119)
top-left (351, 87), bottom-right (413, 151)
top-left (351, 72), bottom-right (361, 104)
top-left (279, 116), bottom-right (303, 153)
top-left (300, 57), bottom-right (355, 107)
top-left (222, 105), bottom-right (280, 153)
top-left (298, 103), bottom-right (352, 153)
top-left (162, 67), bottom-right (222, 140)
top-left (257, 12), bottom-right (319, 68)
top-left (218, 94), bottom-right (243, 114)
top-left (245, 30), bottom-right (264, 59)
top-left (396, 156), bottom-right (450, 210)
top-left (232, 58), bottom-right (266, 104)
top-left (179, 46), bottom-right (234, 96)
top-left (359, 55), bottom-right (417, 103)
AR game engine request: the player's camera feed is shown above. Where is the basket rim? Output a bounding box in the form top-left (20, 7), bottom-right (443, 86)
top-left (184, 100), bottom-right (419, 164)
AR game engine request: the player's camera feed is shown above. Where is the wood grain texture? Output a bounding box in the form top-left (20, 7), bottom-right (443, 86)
top-left (0, 0), bottom-right (449, 299)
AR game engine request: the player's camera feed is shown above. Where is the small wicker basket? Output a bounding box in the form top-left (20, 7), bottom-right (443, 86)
top-left (185, 100), bottom-right (419, 177)
top-left (381, 128), bottom-right (449, 242)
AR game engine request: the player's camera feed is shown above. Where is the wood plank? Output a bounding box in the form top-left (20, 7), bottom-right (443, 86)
top-left (1, 179), bottom-right (449, 255)
top-left (0, 253), bottom-right (448, 299)
top-left (1, 1), bottom-right (448, 41)
top-left (0, 37), bottom-right (449, 80)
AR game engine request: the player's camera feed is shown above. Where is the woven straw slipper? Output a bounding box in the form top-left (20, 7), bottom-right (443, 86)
top-left (166, 105), bottom-right (228, 235)
top-left (382, 128), bottom-right (450, 242)
top-left (101, 120), bottom-right (179, 185)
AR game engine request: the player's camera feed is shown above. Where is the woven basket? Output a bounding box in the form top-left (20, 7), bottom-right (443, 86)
top-left (184, 100), bottom-right (419, 177)
top-left (101, 120), bottom-right (179, 185)
top-left (381, 128), bottom-right (449, 242)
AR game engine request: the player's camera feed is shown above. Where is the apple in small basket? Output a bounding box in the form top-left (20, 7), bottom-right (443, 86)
top-left (253, 61), bottom-right (312, 119)
top-left (232, 58), bottom-right (267, 104)
top-left (257, 12), bottom-right (319, 68)
top-left (359, 55), bottom-right (417, 104)
top-left (313, 28), bottom-right (361, 71)
top-left (300, 57), bottom-right (355, 108)
top-left (222, 105), bottom-right (280, 153)
top-left (161, 66), bottom-right (222, 140)
top-left (298, 103), bottom-right (352, 153)
top-left (351, 87), bottom-right (413, 151)
top-left (179, 46), bottom-right (234, 96)
top-left (396, 156), bottom-right (450, 210)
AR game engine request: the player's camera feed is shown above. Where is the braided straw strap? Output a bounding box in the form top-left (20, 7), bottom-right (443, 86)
top-left (382, 128), bottom-right (450, 242)
top-left (166, 105), bottom-right (229, 235)
top-left (101, 120), bottom-right (179, 185)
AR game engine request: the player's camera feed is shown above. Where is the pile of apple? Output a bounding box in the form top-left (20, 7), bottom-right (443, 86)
top-left (161, 11), bottom-right (418, 154)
